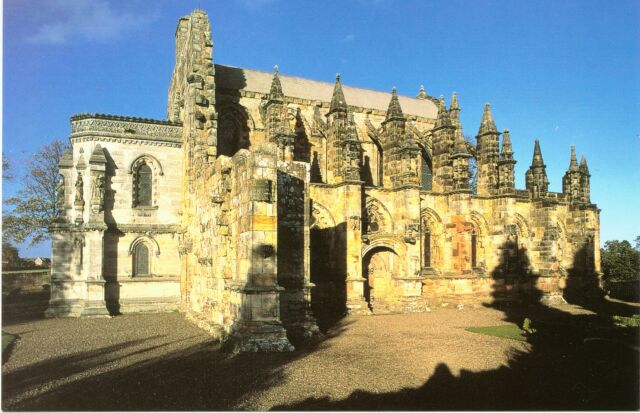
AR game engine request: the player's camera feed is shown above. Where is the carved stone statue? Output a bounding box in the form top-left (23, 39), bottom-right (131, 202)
top-left (91, 175), bottom-right (105, 207)
top-left (74, 173), bottom-right (84, 205)
top-left (56, 175), bottom-right (65, 213)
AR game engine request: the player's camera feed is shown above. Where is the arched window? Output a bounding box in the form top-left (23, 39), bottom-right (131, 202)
top-left (471, 229), bottom-right (478, 268)
top-left (421, 149), bottom-right (432, 191)
top-left (377, 146), bottom-right (384, 187)
top-left (424, 226), bottom-right (431, 268)
top-left (134, 163), bottom-right (152, 207)
top-left (133, 243), bottom-right (150, 276)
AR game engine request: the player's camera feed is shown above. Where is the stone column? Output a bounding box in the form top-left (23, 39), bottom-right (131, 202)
top-left (276, 161), bottom-right (321, 344)
top-left (79, 146), bottom-right (110, 317)
top-left (46, 224), bottom-right (84, 317)
top-left (81, 224), bottom-right (110, 317)
top-left (394, 187), bottom-right (427, 312)
top-left (343, 183), bottom-right (368, 313)
top-left (228, 145), bottom-right (293, 352)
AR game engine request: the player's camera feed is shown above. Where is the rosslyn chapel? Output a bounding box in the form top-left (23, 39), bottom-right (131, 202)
top-left (47, 10), bottom-right (602, 351)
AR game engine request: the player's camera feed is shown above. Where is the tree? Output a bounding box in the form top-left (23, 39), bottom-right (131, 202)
top-left (600, 239), bottom-right (640, 281)
top-left (2, 153), bottom-right (14, 181)
top-left (2, 241), bottom-right (23, 270)
top-left (3, 139), bottom-right (71, 246)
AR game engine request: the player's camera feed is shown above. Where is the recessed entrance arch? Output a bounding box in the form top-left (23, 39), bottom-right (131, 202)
top-left (362, 245), bottom-right (398, 310)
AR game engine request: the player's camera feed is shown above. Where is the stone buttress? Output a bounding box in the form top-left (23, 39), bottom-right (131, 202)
top-left (47, 8), bottom-right (604, 351)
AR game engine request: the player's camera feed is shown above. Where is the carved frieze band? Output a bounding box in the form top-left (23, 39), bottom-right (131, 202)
top-left (70, 136), bottom-right (182, 148)
top-left (71, 118), bottom-right (182, 142)
top-left (108, 224), bottom-right (179, 234)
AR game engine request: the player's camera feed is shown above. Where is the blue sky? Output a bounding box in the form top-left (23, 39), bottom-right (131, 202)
top-left (3, 0), bottom-right (639, 257)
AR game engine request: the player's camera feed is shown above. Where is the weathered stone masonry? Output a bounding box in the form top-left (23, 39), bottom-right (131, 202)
top-left (48, 10), bottom-right (601, 351)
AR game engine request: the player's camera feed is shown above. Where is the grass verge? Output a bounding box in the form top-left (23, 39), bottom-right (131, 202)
top-left (465, 324), bottom-right (527, 342)
top-left (3, 331), bottom-right (16, 351)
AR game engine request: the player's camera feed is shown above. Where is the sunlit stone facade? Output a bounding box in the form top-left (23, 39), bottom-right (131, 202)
top-left (47, 10), bottom-right (601, 351)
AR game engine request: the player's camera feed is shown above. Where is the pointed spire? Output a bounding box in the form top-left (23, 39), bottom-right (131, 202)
top-left (499, 129), bottom-right (514, 162)
top-left (268, 65), bottom-right (284, 102)
top-left (89, 144), bottom-right (107, 164)
top-left (384, 87), bottom-right (404, 123)
top-left (568, 144), bottom-right (579, 171)
top-left (477, 103), bottom-right (498, 136)
top-left (434, 95), bottom-right (452, 129)
top-left (450, 92), bottom-right (459, 111)
top-left (416, 85), bottom-right (428, 100)
top-left (452, 125), bottom-right (470, 156)
top-left (327, 73), bottom-right (348, 115)
top-left (58, 149), bottom-right (74, 168)
top-left (580, 154), bottom-right (590, 175)
top-left (531, 139), bottom-right (545, 167)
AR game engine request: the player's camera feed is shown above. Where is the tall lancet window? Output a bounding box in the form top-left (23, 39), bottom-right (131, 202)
top-left (424, 226), bottom-right (432, 268)
top-left (134, 163), bottom-right (152, 207)
top-left (376, 143), bottom-right (384, 187)
top-left (421, 150), bottom-right (432, 191)
top-left (471, 229), bottom-right (478, 268)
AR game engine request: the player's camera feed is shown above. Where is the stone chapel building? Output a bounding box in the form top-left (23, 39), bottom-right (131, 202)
top-left (47, 10), bottom-right (602, 351)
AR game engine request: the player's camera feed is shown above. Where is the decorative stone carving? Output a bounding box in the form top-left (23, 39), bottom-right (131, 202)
top-left (348, 216), bottom-right (361, 231)
top-left (71, 115), bottom-right (182, 138)
top-left (91, 175), bottom-right (105, 212)
top-left (56, 175), bottom-right (65, 215)
top-left (74, 173), bottom-right (84, 206)
top-left (404, 221), bottom-right (420, 244)
top-left (250, 179), bottom-right (273, 202)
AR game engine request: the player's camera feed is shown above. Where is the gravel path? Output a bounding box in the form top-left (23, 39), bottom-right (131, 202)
top-left (2, 303), bottom-right (638, 410)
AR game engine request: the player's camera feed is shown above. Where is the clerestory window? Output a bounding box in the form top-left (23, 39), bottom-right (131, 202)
top-left (421, 150), bottom-right (432, 191)
top-left (134, 163), bottom-right (152, 207)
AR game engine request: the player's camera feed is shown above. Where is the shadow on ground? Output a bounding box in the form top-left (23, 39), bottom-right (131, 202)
top-left (274, 242), bottom-right (640, 410)
top-left (2, 289), bottom-right (50, 327)
top-left (1, 315), bottom-right (352, 411)
top-left (2, 242), bottom-right (639, 410)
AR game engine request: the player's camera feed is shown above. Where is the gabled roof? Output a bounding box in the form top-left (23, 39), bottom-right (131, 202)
top-left (215, 64), bottom-right (439, 119)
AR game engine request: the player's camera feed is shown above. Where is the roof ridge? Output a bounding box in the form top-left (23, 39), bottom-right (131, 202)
top-left (214, 63), bottom-right (432, 102)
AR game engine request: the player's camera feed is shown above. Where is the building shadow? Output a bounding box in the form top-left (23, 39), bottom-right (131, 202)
top-left (310, 151), bottom-right (323, 183)
top-left (360, 155), bottom-right (374, 186)
top-left (101, 148), bottom-right (121, 316)
top-left (310, 223), bottom-right (347, 332)
top-left (274, 240), bottom-right (639, 410)
top-left (293, 108), bottom-right (311, 163)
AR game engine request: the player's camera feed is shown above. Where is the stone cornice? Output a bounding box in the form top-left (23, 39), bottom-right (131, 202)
top-left (70, 114), bottom-right (183, 146)
top-left (71, 113), bottom-right (182, 126)
top-left (70, 136), bottom-right (182, 148)
top-left (107, 223), bottom-right (179, 234)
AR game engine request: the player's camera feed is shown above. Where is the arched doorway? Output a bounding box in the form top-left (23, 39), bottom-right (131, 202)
top-left (362, 246), bottom-right (397, 310)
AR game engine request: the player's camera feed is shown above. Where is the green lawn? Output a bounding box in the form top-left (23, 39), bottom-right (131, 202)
top-left (465, 324), bottom-right (527, 341)
top-left (3, 331), bottom-right (16, 352)
top-left (612, 314), bottom-right (640, 328)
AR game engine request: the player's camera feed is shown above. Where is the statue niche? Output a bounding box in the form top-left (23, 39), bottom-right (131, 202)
top-left (364, 199), bottom-right (391, 236)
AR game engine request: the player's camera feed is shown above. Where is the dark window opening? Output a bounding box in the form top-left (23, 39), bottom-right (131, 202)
top-left (133, 243), bottom-right (150, 276)
top-left (378, 149), bottom-right (384, 186)
top-left (471, 230), bottom-right (477, 268)
top-left (135, 163), bottom-right (152, 207)
top-left (424, 228), bottom-right (431, 267)
top-left (421, 150), bottom-right (432, 191)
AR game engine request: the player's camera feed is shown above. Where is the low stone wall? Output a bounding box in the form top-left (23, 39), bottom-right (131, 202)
top-left (421, 274), bottom-right (566, 306)
top-left (2, 269), bottom-right (51, 293)
top-left (105, 277), bottom-right (180, 314)
top-left (604, 280), bottom-right (640, 302)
